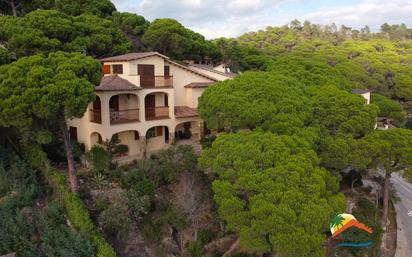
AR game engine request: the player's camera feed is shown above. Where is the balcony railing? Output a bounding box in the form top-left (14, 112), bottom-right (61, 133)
top-left (110, 109), bottom-right (139, 124)
top-left (145, 106), bottom-right (169, 120)
top-left (89, 109), bottom-right (102, 124)
top-left (155, 76), bottom-right (173, 87)
top-left (140, 76), bottom-right (173, 88)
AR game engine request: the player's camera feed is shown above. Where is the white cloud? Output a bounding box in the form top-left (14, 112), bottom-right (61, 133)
top-left (112, 0), bottom-right (412, 38)
top-left (303, 0), bottom-right (412, 31)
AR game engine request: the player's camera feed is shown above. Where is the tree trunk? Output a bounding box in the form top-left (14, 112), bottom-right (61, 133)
top-left (222, 238), bottom-right (240, 257)
top-left (381, 171), bottom-right (391, 253)
top-left (10, 0), bottom-right (17, 16)
top-left (382, 172), bottom-right (390, 228)
top-left (60, 120), bottom-right (78, 193)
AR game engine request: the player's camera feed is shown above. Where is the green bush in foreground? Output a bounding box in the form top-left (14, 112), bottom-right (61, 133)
top-left (46, 166), bottom-right (117, 257)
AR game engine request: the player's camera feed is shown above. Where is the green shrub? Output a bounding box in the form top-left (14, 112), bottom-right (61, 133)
top-left (46, 167), bottom-right (117, 257)
top-left (94, 196), bottom-right (110, 214)
top-left (0, 160), bottom-right (42, 209)
top-left (91, 172), bottom-right (109, 191)
top-left (98, 203), bottom-right (132, 239)
top-left (371, 93), bottom-right (406, 126)
top-left (123, 190), bottom-right (151, 220)
top-left (86, 145), bottom-right (111, 173)
top-left (78, 185), bottom-right (91, 200)
top-left (183, 129), bottom-right (192, 139)
top-left (150, 145), bottom-right (198, 185)
top-left (121, 170), bottom-right (155, 196)
top-left (186, 241), bottom-right (204, 257)
top-left (132, 178), bottom-right (156, 196)
top-left (200, 135), bottom-right (216, 148)
top-left (140, 216), bottom-right (165, 242)
top-left (0, 48), bottom-right (9, 65)
top-left (158, 204), bottom-right (187, 230)
top-left (0, 205), bottom-right (95, 257)
top-left (197, 229), bottom-right (215, 245)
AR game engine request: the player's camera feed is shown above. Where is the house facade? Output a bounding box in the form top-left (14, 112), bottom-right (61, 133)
top-left (67, 52), bottom-right (232, 159)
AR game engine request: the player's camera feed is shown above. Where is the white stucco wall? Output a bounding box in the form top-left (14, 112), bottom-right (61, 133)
top-left (167, 62), bottom-right (214, 106)
top-left (361, 92), bottom-right (371, 105)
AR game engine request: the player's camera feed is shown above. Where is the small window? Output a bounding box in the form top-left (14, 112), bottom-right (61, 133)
top-left (112, 64), bottom-right (123, 74)
top-left (69, 126), bottom-right (78, 141)
top-left (134, 131), bottom-right (139, 140)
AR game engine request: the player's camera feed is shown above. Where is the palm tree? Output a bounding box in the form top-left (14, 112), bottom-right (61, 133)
top-left (331, 214), bottom-right (345, 231)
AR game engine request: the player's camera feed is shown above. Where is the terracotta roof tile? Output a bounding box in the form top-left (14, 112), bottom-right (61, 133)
top-left (184, 82), bottom-right (214, 88)
top-left (95, 75), bottom-right (141, 91)
top-left (100, 52), bottom-right (168, 62)
top-left (174, 106), bottom-right (199, 118)
top-left (165, 60), bottom-right (218, 82)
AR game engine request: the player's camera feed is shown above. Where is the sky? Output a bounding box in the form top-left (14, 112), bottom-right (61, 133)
top-left (112, 0), bottom-right (412, 39)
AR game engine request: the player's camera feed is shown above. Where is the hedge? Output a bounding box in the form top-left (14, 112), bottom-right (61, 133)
top-left (44, 165), bottom-right (117, 257)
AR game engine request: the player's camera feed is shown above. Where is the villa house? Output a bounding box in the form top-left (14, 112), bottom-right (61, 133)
top-left (352, 89), bottom-right (395, 130)
top-left (67, 52), bottom-right (232, 159)
top-left (352, 89), bottom-right (371, 105)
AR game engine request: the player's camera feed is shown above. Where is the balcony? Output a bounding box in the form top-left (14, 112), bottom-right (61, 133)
top-left (89, 109), bottom-right (102, 124)
top-left (155, 76), bottom-right (173, 87)
top-left (110, 109), bottom-right (139, 124)
top-left (145, 106), bottom-right (170, 120)
top-left (140, 76), bottom-right (173, 88)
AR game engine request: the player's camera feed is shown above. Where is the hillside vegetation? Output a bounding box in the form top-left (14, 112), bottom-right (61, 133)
top-left (1, 1), bottom-right (412, 257)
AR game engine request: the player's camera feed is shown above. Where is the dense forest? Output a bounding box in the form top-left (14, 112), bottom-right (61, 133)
top-left (1, 1), bottom-right (412, 257)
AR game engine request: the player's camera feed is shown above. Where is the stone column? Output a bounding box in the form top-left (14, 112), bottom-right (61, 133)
top-left (167, 91), bottom-right (175, 119)
top-left (99, 93), bottom-right (111, 126)
top-left (168, 131), bottom-right (175, 144)
top-left (139, 93), bottom-right (146, 122)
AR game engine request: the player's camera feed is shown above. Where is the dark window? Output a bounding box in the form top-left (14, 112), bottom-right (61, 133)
top-left (69, 126), bottom-right (78, 141)
top-left (164, 94), bottom-right (168, 106)
top-left (134, 131), bottom-right (139, 140)
top-left (164, 65), bottom-right (170, 77)
top-left (112, 64), bottom-right (123, 74)
top-left (156, 126), bottom-right (163, 136)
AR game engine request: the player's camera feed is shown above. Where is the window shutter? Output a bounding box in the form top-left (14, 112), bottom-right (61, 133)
top-left (102, 65), bottom-right (111, 74)
top-left (164, 65), bottom-right (170, 77)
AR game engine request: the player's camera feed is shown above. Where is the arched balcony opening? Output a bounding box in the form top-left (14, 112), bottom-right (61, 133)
top-left (175, 121), bottom-right (201, 141)
top-left (90, 132), bottom-right (103, 146)
top-left (145, 126), bottom-right (170, 152)
top-left (89, 96), bottom-right (102, 124)
top-left (112, 130), bottom-right (141, 157)
top-left (144, 92), bottom-right (169, 121)
top-left (109, 94), bottom-right (140, 124)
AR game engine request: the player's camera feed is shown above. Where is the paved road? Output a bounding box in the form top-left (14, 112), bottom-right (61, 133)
top-left (391, 173), bottom-right (412, 257)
